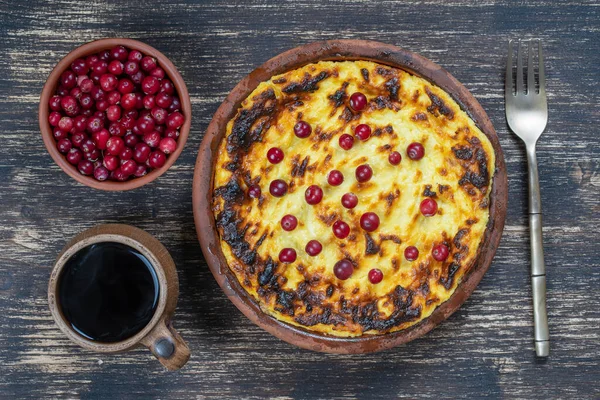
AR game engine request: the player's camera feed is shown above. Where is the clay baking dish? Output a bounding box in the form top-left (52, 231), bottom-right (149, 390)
top-left (39, 38), bottom-right (191, 191)
top-left (193, 40), bottom-right (507, 353)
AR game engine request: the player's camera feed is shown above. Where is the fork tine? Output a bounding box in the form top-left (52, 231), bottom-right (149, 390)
top-left (527, 40), bottom-right (535, 94)
top-left (506, 40), bottom-right (513, 96)
top-left (538, 40), bottom-right (546, 95)
top-left (516, 40), bottom-right (524, 94)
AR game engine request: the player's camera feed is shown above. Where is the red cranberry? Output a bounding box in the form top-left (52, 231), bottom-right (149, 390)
top-left (73, 115), bottom-right (88, 131)
top-left (71, 58), bottom-right (88, 75)
top-left (164, 128), bottom-right (179, 139)
top-left (120, 116), bottom-right (136, 131)
top-left (108, 60), bottom-right (124, 75)
top-left (279, 248), bottom-right (297, 264)
top-left (267, 147), bottom-right (284, 164)
top-left (327, 170), bottom-right (344, 186)
top-left (360, 212), bottom-right (380, 232)
top-left (305, 240), bottom-right (322, 256)
top-left (334, 259), bottom-right (354, 280)
top-left (60, 95), bottom-right (79, 116)
top-left (134, 164), bottom-right (148, 177)
top-left (85, 149), bottom-right (100, 161)
top-left (128, 50), bottom-right (143, 62)
top-left (294, 121), bottom-right (312, 138)
top-left (355, 164), bottom-right (373, 183)
top-left (151, 107), bottom-right (167, 125)
top-left (112, 167), bottom-right (128, 181)
top-left (106, 105), bottom-right (121, 122)
top-left (106, 90), bottom-right (121, 105)
top-left (134, 143), bottom-right (152, 163)
top-left (151, 67), bottom-right (165, 79)
top-left (79, 93), bottom-right (93, 109)
top-left (341, 193), bottom-right (358, 209)
top-left (71, 132), bottom-right (87, 148)
top-left (77, 160), bottom-right (94, 175)
top-left (142, 76), bottom-right (160, 95)
top-left (49, 95), bottom-right (62, 111)
top-left (389, 151), bottom-right (402, 165)
top-left (339, 134), bottom-right (354, 150)
top-left (118, 78), bottom-right (134, 94)
top-left (432, 244), bottom-right (449, 261)
top-left (407, 142), bottom-right (425, 160)
top-left (305, 185), bottom-right (323, 205)
top-left (48, 111), bottom-right (61, 126)
top-left (106, 136), bottom-right (125, 156)
top-left (269, 179), bottom-right (288, 197)
top-left (98, 50), bottom-right (111, 61)
top-left (94, 166), bottom-right (109, 181)
top-left (281, 215), bottom-right (298, 231)
top-left (159, 137), bottom-right (177, 154)
top-left (57, 138), bottom-right (72, 154)
top-left (99, 74), bottom-right (118, 92)
top-left (60, 70), bottom-right (76, 89)
top-left (130, 71), bottom-right (144, 85)
top-left (85, 116), bottom-right (102, 133)
top-left (160, 79), bottom-right (175, 95)
top-left (124, 60), bottom-right (139, 75)
top-left (79, 78), bottom-right (94, 93)
top-left (110, 45), bottom-right (128, 62)
top-left (148, 150), bottom-right (166, 168)
top-left (86, 55), bottom-right (99, 68)
top-left (80, 139), bottom-right (96, 154)
top-left (66, 148), bottom-right (83, 165)
top-left (143, 131), bottom-right (161, 148)
top-left (332, 220), bottom-right (350, 239)
top-left (124, 132), bottom-right (139, 148)
top-left (167, 97), bottom-right (181, 112)
top-left (103, 154), bottom-right (119, 171)
top-left (95, 99), bottom-right (109, 112)
top-left (143, 95), bottom-right (155, 109)
top-left (154, 92), bottom-right (171, 109)
top-left (92, 129), bottom-right (110, 150)
top-left (247, 185), bottom-right (261, 199)
top-left (108, 121), bottom-right (125, 137)
top-left (119, 147), bottom-right (133, 161)
top-left (69, 87), bottom-right (82, 99)
top-left (349, 92), bottom-right (367, 111)
top-left (137, 118), bottom-right (155, 135)
top-left (121, 159), bottom-right (137, 176)
top-left (166, 111), bottom-right (184, 129)
top-left (53, 128), bottom-right (67, 140)
top-left (57, 117), bottom-right (73, 132)
top-left (91, 60), bottom-right (108, 75)
top-left (121, 93), bottom-right (137, 109)
top-left (368, 268), bottom-right (383, 284)
top-left (420, 198), bottom-right (438, 217)
top-left (141, 56), bottom-right (157, 72)
top-left (404, 246), bottom-right (419, 261)
top-left (354, 124), bottom-right (371, 141)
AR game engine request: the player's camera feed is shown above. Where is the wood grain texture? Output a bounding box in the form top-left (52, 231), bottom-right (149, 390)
top-left (0, 0), bottom-right (598, 398)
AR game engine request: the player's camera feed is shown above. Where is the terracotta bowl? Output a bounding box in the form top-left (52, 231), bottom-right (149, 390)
top-left (39, 38), bottom-right (191, 191)
top-left (193, 40), bottom-right (508, 353)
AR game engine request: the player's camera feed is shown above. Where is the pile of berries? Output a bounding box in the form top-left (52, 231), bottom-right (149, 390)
top-left (47, 45), bottom-right (185, 182)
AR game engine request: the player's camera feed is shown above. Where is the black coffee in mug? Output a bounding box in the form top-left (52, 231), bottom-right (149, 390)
top-left (58, 242), bottom-right (160, 343)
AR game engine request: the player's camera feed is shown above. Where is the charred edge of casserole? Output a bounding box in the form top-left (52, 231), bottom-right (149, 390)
top-left (453, 137), bottom-right (491, 197)
top-left (425, 87), bottom-right (455, 119)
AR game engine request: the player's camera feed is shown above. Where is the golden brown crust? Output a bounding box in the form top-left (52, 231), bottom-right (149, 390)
top-left (212, 61), bottom-right (495, 337)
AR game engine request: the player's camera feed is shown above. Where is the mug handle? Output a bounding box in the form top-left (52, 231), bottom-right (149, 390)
top-left (141, 317), bottom-right (190, 370)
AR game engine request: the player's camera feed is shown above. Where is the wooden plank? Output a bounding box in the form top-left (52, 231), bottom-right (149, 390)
top-left (0, 0), bottom-right (598, 398)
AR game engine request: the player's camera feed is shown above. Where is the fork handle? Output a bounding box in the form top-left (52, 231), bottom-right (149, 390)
top-left (527, 145), bottom-right (549, 357)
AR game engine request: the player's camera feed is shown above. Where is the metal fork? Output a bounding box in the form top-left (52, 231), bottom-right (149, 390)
top-left (505, 39), bottom-right (549, 357)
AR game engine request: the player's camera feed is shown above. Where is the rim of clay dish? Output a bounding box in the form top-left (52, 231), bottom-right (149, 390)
top-left (39, 38), bottom-right (191, 191)
top-left (192, 40), bottom-right (508, 353)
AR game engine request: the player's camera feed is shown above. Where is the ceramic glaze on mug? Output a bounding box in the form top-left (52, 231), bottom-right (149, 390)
top-left (48, 224), bottom-right (190, 370)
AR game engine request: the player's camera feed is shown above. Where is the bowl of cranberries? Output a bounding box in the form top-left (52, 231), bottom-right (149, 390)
top-left (39, 38), bottom-right (191, 190)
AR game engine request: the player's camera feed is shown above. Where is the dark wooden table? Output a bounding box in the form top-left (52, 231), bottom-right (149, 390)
top-left (1, 1), bottom-right (599, 398)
